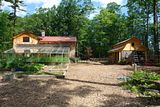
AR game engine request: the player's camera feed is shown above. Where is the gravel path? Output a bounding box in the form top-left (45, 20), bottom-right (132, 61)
top-left (0, 64), bottom-right (159, 107)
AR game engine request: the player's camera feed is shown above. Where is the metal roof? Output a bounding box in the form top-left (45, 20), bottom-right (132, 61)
top-left (39, 36), bottom-right (76, 43)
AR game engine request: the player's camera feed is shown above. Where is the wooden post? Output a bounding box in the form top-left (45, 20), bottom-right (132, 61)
top-left (133, 63), bottom-right (137, 71)
top-left (119, 52), bottom-right (121, 62)
top-left (145, 52), bottom-right (147, 64)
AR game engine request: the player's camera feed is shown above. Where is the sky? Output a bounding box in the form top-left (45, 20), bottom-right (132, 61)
top-left (1, 0), bottom-right (127, 18)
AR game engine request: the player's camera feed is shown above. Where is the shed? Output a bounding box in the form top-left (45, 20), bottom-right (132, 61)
top-left (108, 37), bottom-right (147, 64)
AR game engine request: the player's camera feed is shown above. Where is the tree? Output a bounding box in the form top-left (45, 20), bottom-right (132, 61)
top-left (0, 12), bottom-right (12, 52)
top-left (106, 2), bottom-right (121, 13)
top-left (89, 6), bottom-right (127, 57)
top-left (153, 0), bottom-right (159, 61)
top-left (5, 0), bottom-right (25, 36)
top-left (126, 0), bottom-right (153, 48)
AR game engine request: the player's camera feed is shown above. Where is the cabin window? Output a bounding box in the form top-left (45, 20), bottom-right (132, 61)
top-left (23, 37), bottom-right (30, 42)
top-left (131, 42), bottom-right (135, 46)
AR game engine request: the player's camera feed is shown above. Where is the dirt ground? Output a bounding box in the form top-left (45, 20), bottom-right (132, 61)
top-left (0, 64), bottom-right (160, 107)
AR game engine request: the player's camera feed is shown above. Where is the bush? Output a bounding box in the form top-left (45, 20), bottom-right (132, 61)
top-left (118, 60), bottom-right (127, 65)
top-left (4, 55), bottom-right (28, 69)
top-left (23, 64), bottom-right (44, 72)
top-left (0, 58), bottom-right (6, 69)
top-left (0, 56), bottom-right (26, 69)
top-left (122, 70), bottom-right (160, 97)
top-left (130, 70), bottom-right (160, 81)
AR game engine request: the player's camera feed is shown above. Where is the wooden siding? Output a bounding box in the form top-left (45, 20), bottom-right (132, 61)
top-left (123, 42), bottom-right (140, 51)
top-left (108, 37), bottom-right (147, 64)
top-left (13, 34), bottom-right (39, 53)
top-left (13, 34), bottom-right (38, 47)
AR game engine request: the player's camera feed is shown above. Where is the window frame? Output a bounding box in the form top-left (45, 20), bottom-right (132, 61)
top-left (23, 37), bottom-right (30, 42)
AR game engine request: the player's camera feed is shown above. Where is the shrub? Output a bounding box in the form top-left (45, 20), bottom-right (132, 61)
top-left (23, 64), bottom-right (44, 72)
top-left (15, 64), bottom-right (44, 77)
top-left (130, 70), bottom-right (160, 81)
top-left (122, 70), bottom-right (160, 97)
top-left (4, 55), bottom-right (28, 69)
top-left (0, 58), bottom-right (6, 69)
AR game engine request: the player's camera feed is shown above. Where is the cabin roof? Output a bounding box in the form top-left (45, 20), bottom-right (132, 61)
top-left (108, 46), bottom-right (125, 53)
top-left (13, 32), bottom-right (39, 39)
top-left (108, 37), bottom-right (147, 53)
top-left (113, 37), bottom-right (141, 47)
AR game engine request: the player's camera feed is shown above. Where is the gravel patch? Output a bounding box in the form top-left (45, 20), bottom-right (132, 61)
top-left (0, 64), bottom-right (159, 107)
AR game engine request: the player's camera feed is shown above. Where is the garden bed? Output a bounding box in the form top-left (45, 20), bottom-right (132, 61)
top-left (121, 70), bottom-right (160, 97)
top-left (0, 70), bottom-right (65, 82)
top-left (16, 71), bottom-right (65, 78)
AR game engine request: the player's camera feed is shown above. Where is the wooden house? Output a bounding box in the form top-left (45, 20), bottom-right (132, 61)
top-left (108, 37), bottom-right (147, 64)
top-left (5, 32), bottom-right (77, 58)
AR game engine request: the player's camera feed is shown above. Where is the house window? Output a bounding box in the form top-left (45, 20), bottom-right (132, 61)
top-left (23, 37), bottom-right (30, 42)
top-left (131, 42), bottom-right (135, 46)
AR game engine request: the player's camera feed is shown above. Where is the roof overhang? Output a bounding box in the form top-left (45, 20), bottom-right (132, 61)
top-left (113, 37), bottom-right (141, 48)
top-left (108, 46), bottom-right (125, 53)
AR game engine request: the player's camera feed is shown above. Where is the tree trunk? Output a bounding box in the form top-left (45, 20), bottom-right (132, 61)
top-left (153, 0), bottom-right (159, 63)
top-left (145, 4), bottom-right (149, 48)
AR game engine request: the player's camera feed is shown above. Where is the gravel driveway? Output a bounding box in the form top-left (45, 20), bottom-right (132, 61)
top-left (0, 64), bottom-right (159, 107)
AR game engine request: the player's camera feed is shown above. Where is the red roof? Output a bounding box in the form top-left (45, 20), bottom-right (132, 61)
top-left (39, 36), bottom-right (77, 43)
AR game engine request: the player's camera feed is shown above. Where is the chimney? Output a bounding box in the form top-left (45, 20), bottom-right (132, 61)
top-left (41, 31), bottom-right (45, 37)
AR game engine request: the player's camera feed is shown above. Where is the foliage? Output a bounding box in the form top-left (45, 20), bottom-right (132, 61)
top-left (0, 58), bottom-right (6, 68)
top-left (89, 6), bottom-right (127, 57)
top-left (0, 55), bottom-right (44, 72)
top-left (122, 70), bottom-right (160, 97)
top-left (4, 55), bottom-right (27, 69)
top-left (23, 64), bottom-right (44, 72)
top-left (0, 12), bottom-right (12, 53)
top-left (28, 56), bottom-right (69, 63)
top-left (4, 0), bottom-right (25, 35)
top-left (118, 60), bottom-right (127, 65)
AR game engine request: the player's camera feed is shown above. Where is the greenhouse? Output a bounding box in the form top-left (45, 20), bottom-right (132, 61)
top-left (4, 44), bottom-right (71, 74)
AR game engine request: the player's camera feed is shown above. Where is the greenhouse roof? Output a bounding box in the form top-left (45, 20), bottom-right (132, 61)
top-left (4, 48), bottom-right (15, 53)
top-left (4, 44), bottom-right (70, 54)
